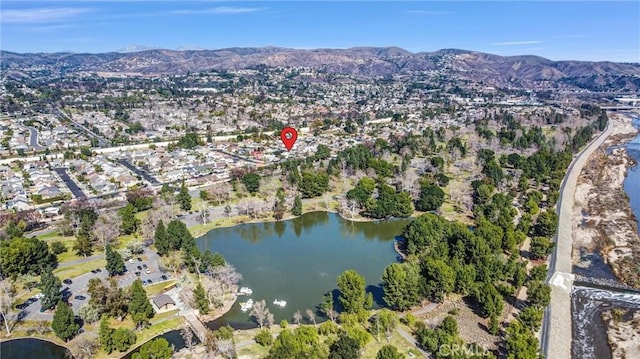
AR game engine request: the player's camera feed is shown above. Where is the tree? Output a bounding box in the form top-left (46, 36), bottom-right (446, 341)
top-left (68, 333), bottom-right (99, 359)
top-left (530, 236), bottom-right (554, 260)
top-left (517, 306), bottom-right (544, 332)
top-left (119, 203), bottom-right (140, 235)
top-left (382, 262), bottom-right (421, 311)
top-left (0, 279), bottom-right (16, 335)
top-left (475, 282), bottom-right (504, 318)
top-left (321, 293), bottom-right (338, 322)
top-left (329, 332), bottom-right (360, 359)
top-left (166, 219), bottom-right (194, 251)
top-left (52, 300), bottom-right (78, 341)
top-left (242, 173), bottom-right (261, 195)
top-left (0, 236), bottom-right (57, 278)
top-left (505, 321), bottom-right (541, 359)
top-left (73, 234), bottom-right (93, 257)
top-left (292, 195), bottom-right (302, 216)
top-left (527, 281), bottom-right (551, 308)
top-left (99, 317), bottom-right (115, 353)
top-left (298, 171), bottom-right (330, 198)
top-left (131, 338), bottom-right (173, 359)
top-left (105, 245), bottom-right (125, 276)
top-left (421, 258), bottom-right (455, 302)
top-left (532, 210), bottom-right (558, 237)
top-left (92, 212), bottom-right (120, 250)
top-left (194, 282), bottom-right (209, 314)
top-left (337, 269), bottom-right (368, 314)
top-left (129, 279), bottom-right (154, 328)
top-left (293, 310), bottom-right (302, 325)
top-left (373, 309), bottom-right (398, 342)
top-left (376, 345), bottom-right (405, 359)
top-left (415, 182), bottom-right (445, 211)
top-left (154, 220), bottom-right (169, 256)
top-left (77, 303), bottom-right (100, 324)
top-left (177, 180), bottom-right (192, 211)
top-left (39, 268), bottom-right (62, 310)
top-left (112, 327), bottom-right (137, 352)
top-left (250, 299), bottom-right (271, 328)
top-left (305, 308), bottom-right (316, 326)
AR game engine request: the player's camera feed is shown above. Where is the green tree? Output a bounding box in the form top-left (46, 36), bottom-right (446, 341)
top-left (474, 282), bottom-right (504, 318)
top-left (376, 345), bottom-right (404, 359)
top-left (166, 219), bottom-right (195, 251)
top-left (382, 262), bottom-right (421, 311)
top-left (505, 321), bottom-right (541, 359)
top-left (73, 235), bottom-right (93, 257)
top-left (112, 327), bottom-right (136, 352)
top-left (242, 173), bottom-right (261, 195)
top-left (517, 306), bottom-right (544, 332)
top-left (177, 181), bottom-right (192, 211)
top-left (337, 269), bottom-right (368, 314)
top-left (292, 195), bottom-right (302, 216)
top-left (154, 220), bottom-right (169, 256)
top-left (373, 309), bottom-right (398, 343)
top-left (51, 300), bottom-right (78, 341)
top-left (99, 317), bottom-right (115, 353)
top-left (530, 236), bottom-right (554, 260)
top-left (132, 338), bottom-right (173, 359)
top-left (299, 171), bottom-right (330, 198)
top-left (415, 182), bottom-right (445, 211)
top-left (39, 268), bottom-right (62, 310)
top-left (532, 210), bottom-right (558, 237)
top-left (105, 245), bottom-right (125, 276)
top-left (527, 281), bottom-right (551, 308)
top-left (329, 332), bottom-right (360, 359)
top-left (315, 144), bottom-right (331, 160)
top-left (194, 282), bottom-right (209, 314)
top-left (118, 203), bottom-right (140, 235)
top-left (129, 279), bottom-right (154, 328)
top-left (0, 236), bottom-right (57, 278)
top-left (421, 258), bottom-right (455, 302)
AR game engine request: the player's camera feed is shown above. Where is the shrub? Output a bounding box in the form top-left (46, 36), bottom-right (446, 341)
top-left (50, 241), bottom-right (68, 255)
top-left (254, 329), bottom-right (273, 347)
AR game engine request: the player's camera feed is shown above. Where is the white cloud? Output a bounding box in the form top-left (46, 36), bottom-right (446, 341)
top-left (1, 7), bottom-right (92, 23)
top-left (492, 40), bottom-right (544, 46)
top-left (170, 6), bottom-right (264, 15)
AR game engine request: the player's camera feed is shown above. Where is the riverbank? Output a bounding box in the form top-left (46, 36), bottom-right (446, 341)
top-left (572, 112), bottom-right (640, 288)
top-left (601, 309), bottom-right (640, 359)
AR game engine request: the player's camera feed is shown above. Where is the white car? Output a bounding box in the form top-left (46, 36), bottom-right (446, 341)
top-left (35, 293), bottom-right (44, 299)
top-left (129, 258), bottom-right (134, 264)
top-left (145, 269), bottom-right (151, 274)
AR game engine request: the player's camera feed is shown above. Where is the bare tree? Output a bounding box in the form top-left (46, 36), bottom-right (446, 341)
top-left (293, 310), bottom-right (302, 326)
top-left (181, 324), bottom-right (195, 350)
top-left (223, 204), bottom-right (232, 218)
top-left (197, 201), bottom-right (210, 225)
top-left (160, 251), bottom-right (184, 277)
top-left (266, 312), bottom-right (275, 328)
top-left (217, 339), bottom-right (236, 359)
top-left (339, 198), bottom-right (358, 219)
top-left (92, 211), bottom-right (120, 250)
top-left (305, 308), bottom-right (316, 327)
top-left (0, 279), bottom-right (16, 335)
top-left (68, 333), bottom-right (99, 359)
top-left (327, 308), bottom-right (338, 323)
top-left (211, 264), bottom-right (242, 292)
top-left (209, 182), bottom-right (231, 205)
top-left (250, 300), bottom-right (271, 329)
top-left (236, 198), bottom-right (250, 216)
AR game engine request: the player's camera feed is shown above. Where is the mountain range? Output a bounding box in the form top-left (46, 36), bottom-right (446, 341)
top-left (2, 47), bottom-right (639, 90)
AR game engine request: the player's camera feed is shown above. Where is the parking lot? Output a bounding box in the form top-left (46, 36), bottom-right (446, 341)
top-left (17, 247), bottom-right (172, 320)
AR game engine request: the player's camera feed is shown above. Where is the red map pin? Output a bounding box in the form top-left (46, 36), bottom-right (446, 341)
top-left (280, 127), bottom-right (298, 151)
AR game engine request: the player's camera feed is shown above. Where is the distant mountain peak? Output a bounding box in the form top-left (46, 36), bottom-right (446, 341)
top-left (116, 44), bottom-right (162, 53)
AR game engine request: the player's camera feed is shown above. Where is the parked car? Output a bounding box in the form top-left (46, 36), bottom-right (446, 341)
top-left (135, 271), bottom-right (141, 277)
top-left (145, 269), bottom-right (151, 274)
top-left (142, 264), bottom-right (148, 269)
top-left (35, 293), bottom-right (44, 299)
top-left (161, 275), bottom-right (168, 281)
top-left (137, 257), bottom-right (143, 262)
top-left (137, 266), bottom-right (142, 271)
top-left (74, 295), bottom-right (86, 301)
top-left (129, 258), bottom-right (134, 264)
top-left (63, 279), bottom-right (72, 285)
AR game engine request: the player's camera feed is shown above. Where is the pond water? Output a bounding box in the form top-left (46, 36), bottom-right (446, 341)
top-left (0, 338), bottom-right (70, 359)
top-left (197, 211), bottom-right (409, 329)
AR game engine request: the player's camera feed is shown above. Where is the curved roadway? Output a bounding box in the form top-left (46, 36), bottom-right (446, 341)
top-left (541, 118), bottom-right (614, 359)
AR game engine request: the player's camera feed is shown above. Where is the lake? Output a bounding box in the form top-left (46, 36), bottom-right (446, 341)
top-left (0, 338), bottom-right (70, 359)
top-left (197, 211), bottom-right (409, 329)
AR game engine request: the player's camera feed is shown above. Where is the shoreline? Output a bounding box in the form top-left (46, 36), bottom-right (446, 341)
top-left (572, 112), bottom-right (640, 289)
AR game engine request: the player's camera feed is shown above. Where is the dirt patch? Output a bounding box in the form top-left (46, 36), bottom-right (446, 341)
top-left (601, 309), bottom-right (640, 359)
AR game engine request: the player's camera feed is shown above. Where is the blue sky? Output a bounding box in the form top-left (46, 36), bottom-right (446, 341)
top-left (1, 1), bottom-right (639, 62)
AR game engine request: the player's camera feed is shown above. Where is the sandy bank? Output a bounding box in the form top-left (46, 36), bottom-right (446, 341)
top-left (572, 113), bottom-right (640, 288)
top-left (601, 309), bottom-right (640, 359)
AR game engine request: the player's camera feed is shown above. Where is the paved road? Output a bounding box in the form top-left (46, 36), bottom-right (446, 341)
top-left (117, 159), bottom-right (161, 185)
top-left (53, 167), bottom-right (87, 199)
top-left (25, 126), bottom-right (45, 151)
top-left (541, 118), bottom-right (614, 359)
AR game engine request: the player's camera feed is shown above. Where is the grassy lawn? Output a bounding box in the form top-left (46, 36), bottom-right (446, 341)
top-left (145, 280), bottom-right (177, 296)
top-left (361, 330), bottom-right (417, 358)
top-left (53, 258), bottom-right (106, 279)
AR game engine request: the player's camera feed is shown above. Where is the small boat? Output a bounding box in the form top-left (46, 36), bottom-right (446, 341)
top-left (273, 299), bottom-right (287, 307)
top-left (238, 287), bottom-right (253, 295)
top-left (240, 299), bottom-right (254, 312)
